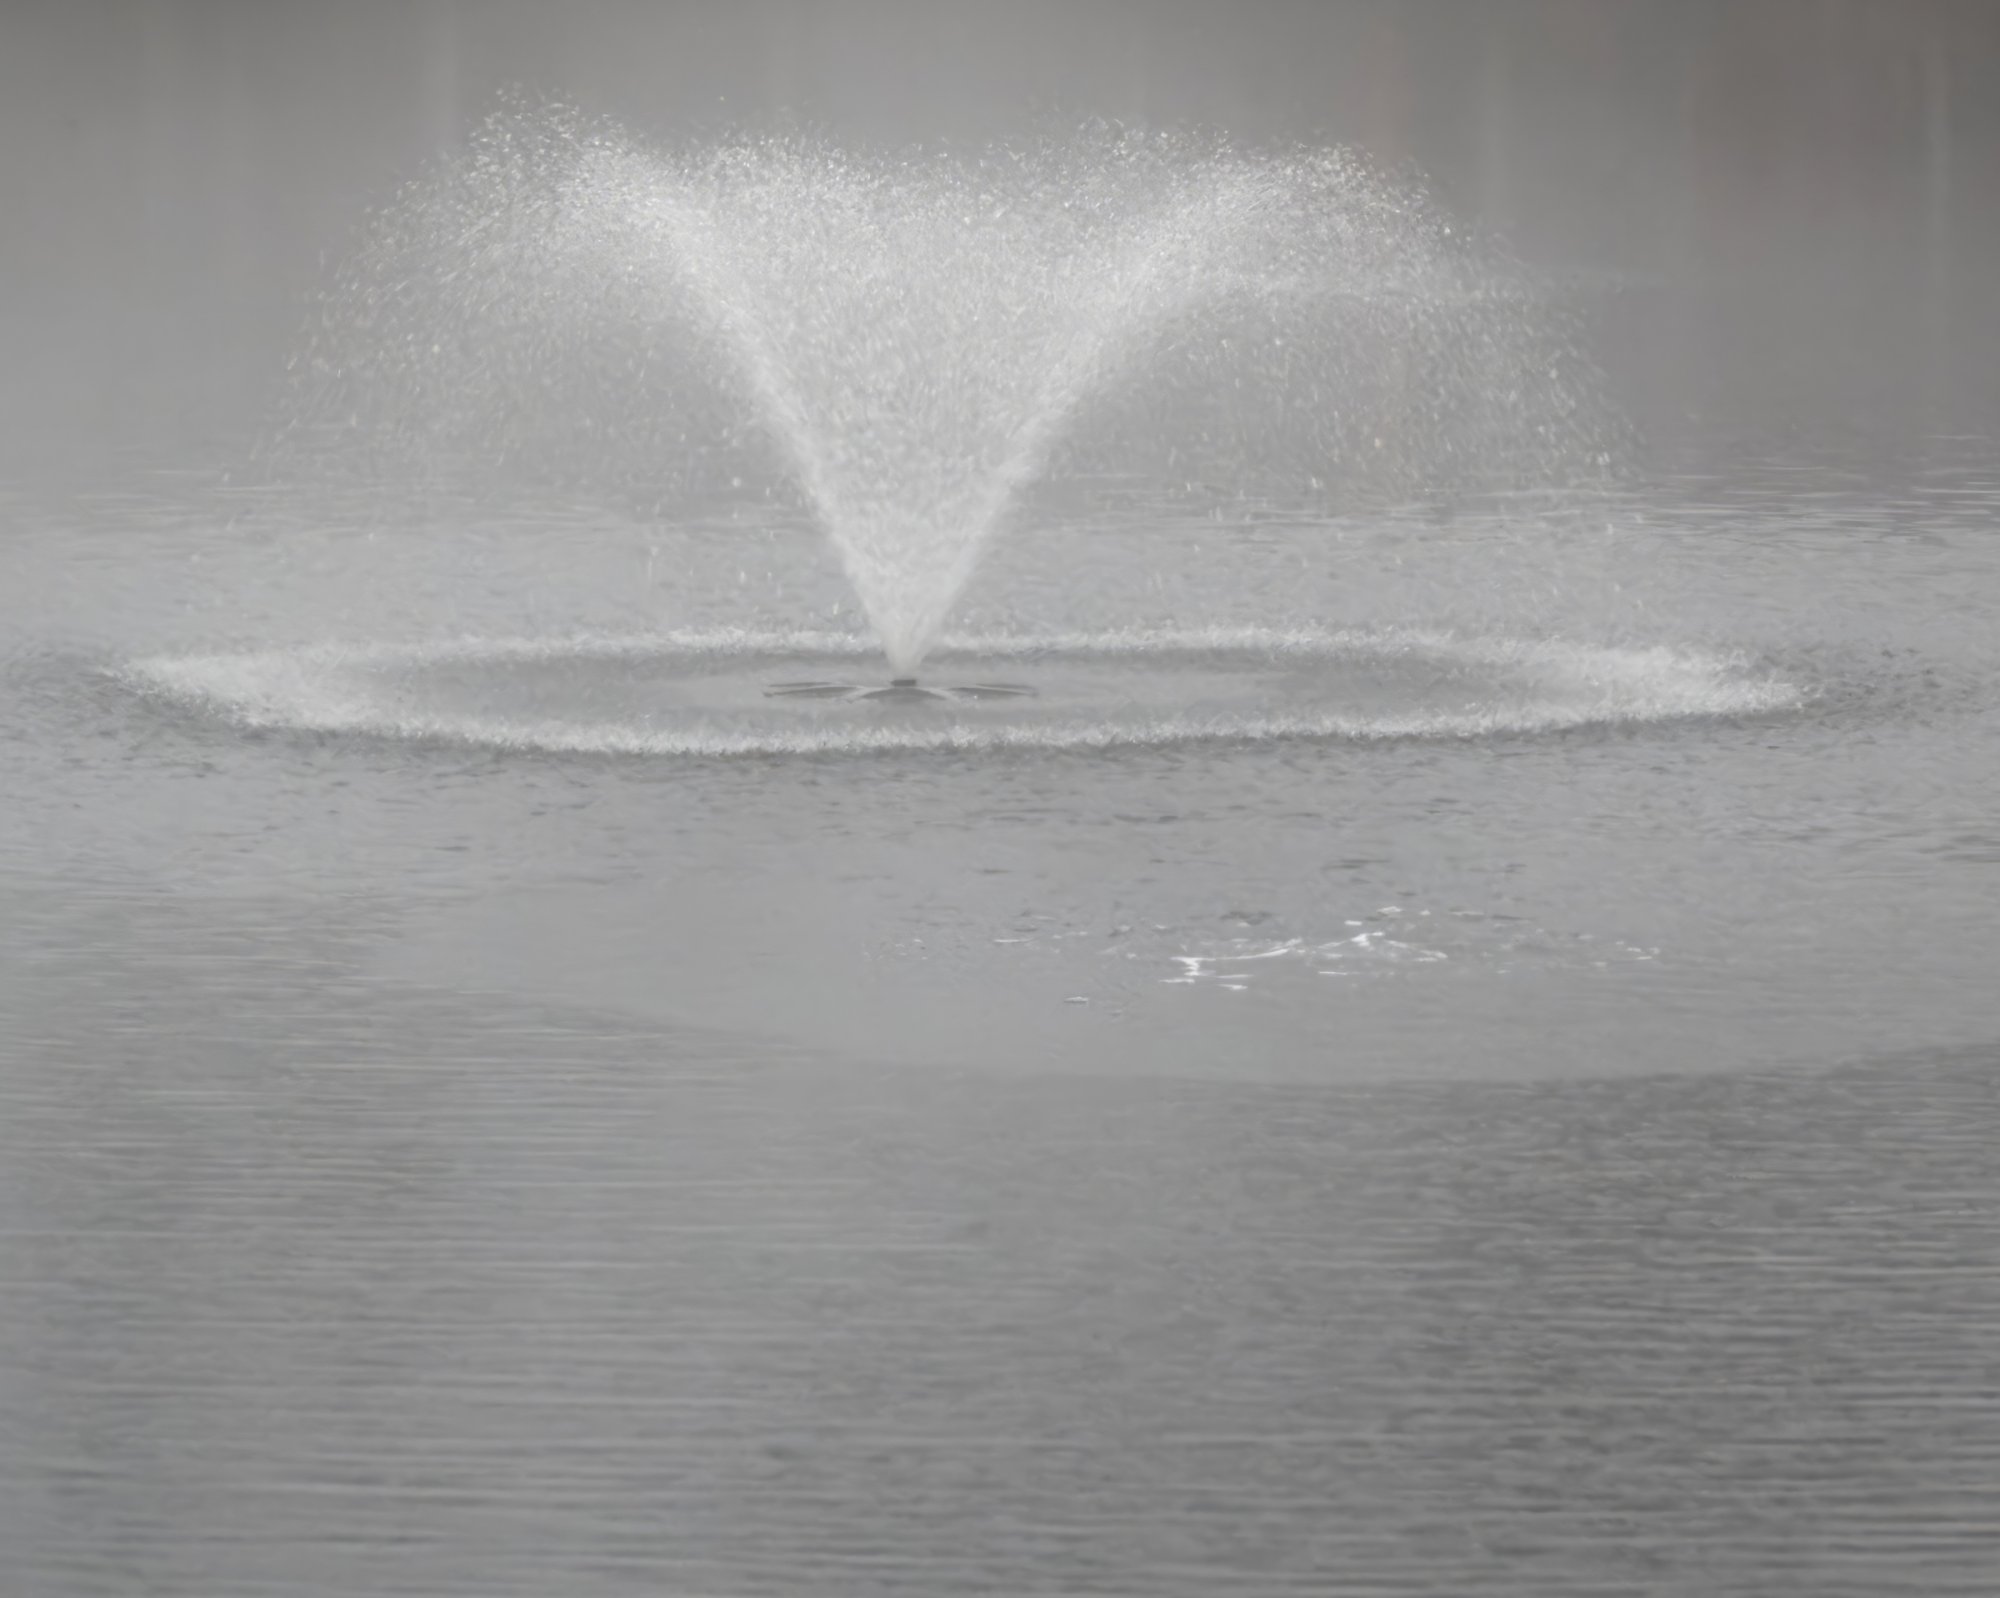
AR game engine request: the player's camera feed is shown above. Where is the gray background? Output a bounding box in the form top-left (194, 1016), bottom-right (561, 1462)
top-left (6, 0), bottom-right (1998, 471)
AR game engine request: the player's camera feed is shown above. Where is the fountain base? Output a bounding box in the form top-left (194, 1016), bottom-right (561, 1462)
top-left (766, 679), bottom-right (1037, 704)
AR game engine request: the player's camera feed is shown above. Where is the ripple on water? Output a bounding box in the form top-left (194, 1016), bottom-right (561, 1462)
top-left (4, 885), bottom-right (1997, 1596)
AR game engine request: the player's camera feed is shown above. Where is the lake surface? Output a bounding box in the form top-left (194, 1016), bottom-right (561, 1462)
top-left (4, 426), bottom-right (1999, 1592)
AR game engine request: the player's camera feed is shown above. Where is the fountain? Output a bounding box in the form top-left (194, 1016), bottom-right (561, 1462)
top-left (129, 105), bottom-right (1798, 752)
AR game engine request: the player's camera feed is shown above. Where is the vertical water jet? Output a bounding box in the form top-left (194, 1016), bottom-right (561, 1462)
top-left (288, 107), bottom-right (1613, 672)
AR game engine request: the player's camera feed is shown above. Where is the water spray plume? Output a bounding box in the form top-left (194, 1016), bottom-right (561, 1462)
top-left (291, 105), bottom-right (1611, 673)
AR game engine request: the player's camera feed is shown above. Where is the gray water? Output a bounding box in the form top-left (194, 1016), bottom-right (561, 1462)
top-left (8, 3), bottom-right (2000, 1594)
top-left (7, 443), bottom-right (2000, 1594)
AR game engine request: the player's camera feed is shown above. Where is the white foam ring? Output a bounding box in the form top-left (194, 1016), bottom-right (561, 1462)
top-left (120, 627), bottom-right (1802, 758)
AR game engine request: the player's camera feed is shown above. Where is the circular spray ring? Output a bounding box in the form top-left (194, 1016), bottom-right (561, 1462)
top-left (119, 627), bottom-right (1801, 758)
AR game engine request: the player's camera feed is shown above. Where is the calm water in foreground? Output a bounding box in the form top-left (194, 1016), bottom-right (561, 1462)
top-left (3, 437), bottom-right (1999, 1593)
